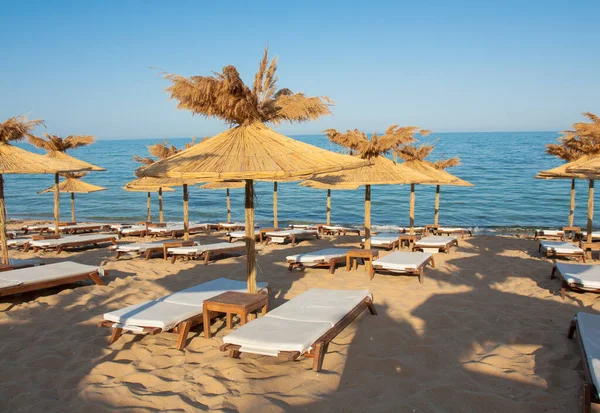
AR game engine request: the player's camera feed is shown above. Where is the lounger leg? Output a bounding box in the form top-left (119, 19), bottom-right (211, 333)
top-left (366, 298), bottom-right (377, 315)
top-left (229, 348), bottom-right (241, 358)
top-left (171, 255), bottom-right (177, 264)
top-left (429, 257), bottom-right (436, 268)
top-left (176, 321), bottom-right (193, 350)
top-left (583, 382), bottom-right (592, 413)
top-left (109, 327), bottom-right (123, 345)
top-left (203, 308), bottom-right (212, 338)
top-left (418, 267), bottom-right (424, 284)
top-left (329, 260), bottom-right (335, 274)
top-left (369, 264), bottom-right (375, 280)
top-left (115, 251), bottom-right (121, 260)
top-left (550, 266), bottom-right (557, 279)
top-left (89, 272), bottom-right (104, 286)
top-left (56, 246), bottom-right (63, 254)
top-left (312, 341), bottom-right (329, 372)
top-left (291, 236), bottom-right (296, 247)
top-left (204, 251), bottom-right (210, 265)
top-left (561, 280), bottom-right (568, 299)
top-left (568, 319), bottom-right (577, 339)
top-left (145, 250), bottom-right (151, 261)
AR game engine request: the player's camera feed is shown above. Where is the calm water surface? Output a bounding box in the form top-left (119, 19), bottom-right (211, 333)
top-left (5, 132), bottom-right (593, 233)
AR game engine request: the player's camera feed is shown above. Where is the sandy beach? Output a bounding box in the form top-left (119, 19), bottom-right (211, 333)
top-left (0, 221), bottom-right (591, 412)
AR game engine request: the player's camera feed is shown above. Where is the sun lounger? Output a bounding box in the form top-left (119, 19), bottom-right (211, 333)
top-left (220, 288), bottom-right (376, 372)
top-left (286, 248), bottom-right (351, 274)
top-left (167, 242), bottom-right (246, 264)
top-left (22, 222), bottom-right (74, 234)
top-left (114, 240), bottom-right (195, 260)
top-left (372, 251), bottom-right (434, 282)
top-left (289, 223), bottom-right (322, 230)
top-left (534, 229), bottom-right (564, 240)
top-left (436, 227), bottom-right (472, 238)
top-left (147, 223), bottom-right (210, 238)
top-left (26, 234), bottom-right (118, 254)
top-left (218, 222), bottom-right (246, 231)
top-left (539, 241), bottom-right (585, 262)
top-left (321, 225), bottom-right (361, 236)
top-left (0, 261), bottom-right (104, 297)
top-left (550, 262), bottom-right (600, 299)
top-left (399, 226), bottom-right (426, 234)
top-left (264, 229), bottom-right (319, 246)
top-left (44, 223), bottom-right (110, 234)
top-left (413, 236), bottom-right (458, 253)
top-left (567, 312), bottom-right (600, 412)
top-left (99, 277), bottom-right (269, 350)
top-left (228, 230), bottom-right (261, 243)
top-left (362, 233), bottom-right (399, 250)
top-left (6, 237), bottom-right (32, 248)
top-left (118, 224), bottom-right (148, 237)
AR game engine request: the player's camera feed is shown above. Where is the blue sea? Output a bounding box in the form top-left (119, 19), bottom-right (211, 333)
top-left (4, 132), bottom-right (594, 233)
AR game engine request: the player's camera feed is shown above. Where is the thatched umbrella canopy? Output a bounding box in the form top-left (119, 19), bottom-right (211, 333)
top-left (138, 48), bottom-right (367, 292)
top-left (298, 181), bottom-right (360, 225)
top-left (199, 181), bottom-right (244, 223)
top-left (39, 174), bottom-right (107, 221)
top-left (304, 126), bottom-right (433, 246)
top-left (133, 139), bottom-right (198, 235)
top-left (396, 143), bottom-right (473, 229)
top-left (123, 178), bottom-right (176, 223)
top-left (538, 113), bottom-right (600, 241)
top-left (28, 134), bottom-right (104, 234)
top-left (0, 116), bottom-right (90, 263)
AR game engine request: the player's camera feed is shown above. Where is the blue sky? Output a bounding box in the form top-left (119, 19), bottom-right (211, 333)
top-left (1, 0), bottom-right (599, 139)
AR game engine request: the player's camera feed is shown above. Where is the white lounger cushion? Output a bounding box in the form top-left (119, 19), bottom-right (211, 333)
top-left (7, 238), bottom-right (31, 247)
top-left (437, 227), bottom-right (466, 232)
top-left (536, 229), bottom-right (563, 236)
top-left (286, 248), bottom-right (350, 264)
top-left (541, 241), bottom-right (583, 254)
top-left (265, 288), bottom-right (369, 325)
top-left (219, 222), bottom-right (245, 228)
top-left (30, 234), bottom-right (115, 247)
top-left (266, 229), bottom-right (317, 237)
top-left (47, 223), bottom-right (105, 231)
top-left (373, 252), bottom-right (432, 272)
top-left (556, 263), bottom-right (600, 289)
top-left (116, 241), bottom-right (176, 253)
top-left (363, 233), bottom-right (398, 245)
top-left (289, 224), bottom-right (319, 229)
top-left (575, 312), bottom-right (600, 394)
top-left (103, 278), bottom-right (268, 331)
top-left (223, 288), bottom-right (370, 356)
top-left (229, 230), bottom-right (260, 238)
top-left (120, 225), bottom-right (146, 234)
top-left (415, 236), bottom-right (457, 247)
top-left (322, 225), bottom-right (358, 232)
top-left (223, 317), bottom-right (332, 356)
top-left (167, 242), bottom-right (245, 256)
top-left (0, 261), bottom-right (102, 287)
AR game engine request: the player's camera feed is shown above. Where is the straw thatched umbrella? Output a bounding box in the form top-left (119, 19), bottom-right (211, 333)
top-left (28, 134), bottom-right (105, 234)
top-left (396, 143), bottom-right (473, 231)
top-left (39, 173), bottom-right (107, 221)
top-left (540, 113), bottom-right (600, 242)
top-left (0, 116), bottom-right (90, 263)
top-left (198, 181), bottom-right (244, 223)
top-left (123, 177), bottom-right (176, 223)
top-left (303, 127), bottom-right (433, 247)
top-left (138, 48), bottom-right (368, 292)
top-left (298, 182), bottom-right (360, 225)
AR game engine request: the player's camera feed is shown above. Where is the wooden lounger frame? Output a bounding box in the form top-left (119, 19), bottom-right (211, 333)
top-left (539, 243), bottom-right (585, 262)
top-left (99, 288), bottom-right (271, 350)
top-left (360, 239), bottom-right (399, 251)
top-left (534, 231), bottom-right (565, 241)
top-left (550, 265), bottom-right (600, 299)
top-left (436, 229), bottom-right (472, 238)
top-left (168, 244), bottom-right (246, 265)
top-left (321, 226), bottom-right (361, 237)
top-left (25, 235), bottom-right (118, 254)
top-left (114, 240), bottom-right (194, 261)
top-left (0, 268), bottom-right (105, 297)
top-left (568, 315), bottom-right (598, 413)
top-left (413, 238), bottom-right (459, 254)
top-left (287, 255), bottom-right (347, 274)
top-left (220, 295), bottom-right (377, 372)
top-left (228, 232), bottom-right (261, 243)
top-left (371, 255), bottom-right (435, 283)
top-left (265, 231), bottom-right (320, 247)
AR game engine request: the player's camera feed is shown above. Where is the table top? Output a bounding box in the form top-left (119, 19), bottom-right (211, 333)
top-left (204, 291), bottom-right (267, 308)
top-left (347, 249), bottom-right (379, 257)
top-left (399, 234), bottom-right (419, 239)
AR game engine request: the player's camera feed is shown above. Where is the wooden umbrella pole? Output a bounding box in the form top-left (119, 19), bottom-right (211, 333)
top-left (226, 188), bottom-right (231, 223)
top-left (364, 184), bottom-right (371, 249)
top-left (54, 172), bottom-right (60, 234)
top-left (71, 192), bottom-right (76, 222)
top-left (587, 179), bottom-right (594, 243)
top-left (569, 179), bottom-right (575, 227)
top-left (0, 174), bottom-right (8, 264)
top-left (326, 189), bottom-right (331, 225)
top-left (159, 188), bottom-right (164, 223)
top-left (409, 184), bottom-right (415, 235)
top-left (434, 185), bottom-right (440, 226)
top-left (183, 184), bottom-right (189, 241)
top-left (273, 181), bottom-right (278, 229)
top-left (245, 179), bottom-right (257, 293)
top-left (147, 192), bottom-right (151, 222)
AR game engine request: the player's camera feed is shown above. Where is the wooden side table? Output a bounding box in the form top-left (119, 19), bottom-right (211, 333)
top-left (346, 249), bottom-right (379, 273)
top-left (398, 234), bottom-right (419, 250)
top-left (203, 291), bottom-right (269, 338)
top-left (563, 226), bottom-right (581, 241)
top-left (582, 242), bottom-right (600, 260)
top-left (425, 225), bottom-right (439, 236)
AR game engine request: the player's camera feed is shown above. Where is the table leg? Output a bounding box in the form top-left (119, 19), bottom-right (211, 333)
top-left (240, 311), bottom-right (247, 326)
top-left (203, 308), bottom-right (211, 338)
top-left (346, 254), bottom-right (350, 271)
top-left (226, 312), bottom-right (233, 329)
top-left (353, 258), bottom-right (358, 271)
